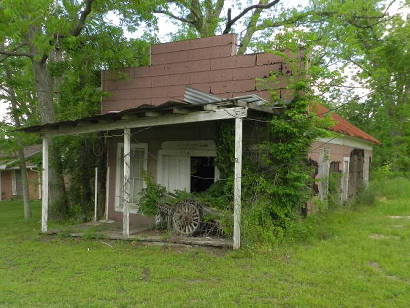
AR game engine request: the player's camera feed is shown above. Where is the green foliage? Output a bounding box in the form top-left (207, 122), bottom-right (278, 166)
top-left (214, 121), bottom-right (235, 178)
top-left (238, 73), bottom-right (329, 244)
top-left (364, 176), bottom-right (410, 201)
top-left (0, 0), bottom-right (161, 218)
top-left (138, 175), bottom-right (167, 216)
top-left (327, 170), bottom-right (342, 208)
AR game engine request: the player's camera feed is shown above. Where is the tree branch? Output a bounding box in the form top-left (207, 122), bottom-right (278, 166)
top-left (223, 0), bottom-right (280, 34)
top-left (71, 0), bottom-right (94, 37)
top-left (0, 47), bottom-right (32, 62)
top-left (154, 9), bottom-right (195, 25)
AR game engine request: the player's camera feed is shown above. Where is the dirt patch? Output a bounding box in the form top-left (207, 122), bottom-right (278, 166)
top-left (388, 216), bottom-right (410, 220)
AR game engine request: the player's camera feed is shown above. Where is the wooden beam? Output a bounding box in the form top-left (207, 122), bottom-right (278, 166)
top-left (203, 104), bottom-right (218, 111)
top-left (41, 137), bottom-right (49, 233)
top-left (172, 107), bottom-right (189, 114)
top-left (145, 111), bottom-right (160, 117)
top-left (123, 128), bottom-right (131, 237)
top-left (121, 115), bottom-right (139, 120)
top-left (235, 101), bottom-right (275, 114)
top-left (42, 107), bottom-right (247, 137)
top-left (233, 117), bottom-right (243, 250)
top-left (94, 167), bottom-right (98, 222)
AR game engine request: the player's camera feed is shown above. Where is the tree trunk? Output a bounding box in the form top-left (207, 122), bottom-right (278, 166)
top-left (4, 68), bottom-right (31, 219)
top-left (16, 138), bottom-right (32, 219)
top-left (32, 60), bottom-right (67, 217)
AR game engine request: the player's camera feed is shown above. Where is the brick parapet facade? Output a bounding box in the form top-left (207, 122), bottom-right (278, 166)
top-left (101, 34), bottom-right (301, 113)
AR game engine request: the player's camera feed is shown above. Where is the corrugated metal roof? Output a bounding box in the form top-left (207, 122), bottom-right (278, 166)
top-left (184, 87), bottom-right (221, 104)
top-left (233, 94), bottom-right (268, 106)
top-left (311, 104), bottom-right (381, 145)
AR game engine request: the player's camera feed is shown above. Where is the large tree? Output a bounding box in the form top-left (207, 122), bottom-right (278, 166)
top-left (0, 0), bottom-right (158, 216)
top-left (155, 0), bottom-right (408, 172)
top-left (0, 56), bottom-right (39, 219)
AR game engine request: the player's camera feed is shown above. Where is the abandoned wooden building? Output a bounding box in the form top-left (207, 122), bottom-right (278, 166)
top-left (21, 34), bottom-right (380, 249)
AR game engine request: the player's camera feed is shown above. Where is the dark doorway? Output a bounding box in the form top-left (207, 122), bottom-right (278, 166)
top-left (348, 149), bottom-right (364, 198)
top-left (190, 157), bottom-right (215, 192)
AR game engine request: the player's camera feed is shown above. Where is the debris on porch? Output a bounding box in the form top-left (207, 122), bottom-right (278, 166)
top-left (45, 220), bottom-right (232, 248)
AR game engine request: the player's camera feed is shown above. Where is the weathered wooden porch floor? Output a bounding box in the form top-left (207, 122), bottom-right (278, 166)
top-left (46, 221), bottom-right (232, 248)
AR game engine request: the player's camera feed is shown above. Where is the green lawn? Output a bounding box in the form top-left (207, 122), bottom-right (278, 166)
top-left (0, 179), bottom-right (409, 307)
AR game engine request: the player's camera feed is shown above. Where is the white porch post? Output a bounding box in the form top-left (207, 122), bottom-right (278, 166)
top-left (123, 128), bottom-right (131, 237)
top-left (11, 170), bottom-right (16, 196)
top-left (94, 167), bottom-right (98, 222)
top-left (233, 118), bottom-right (243, 250)
top-left (341, 157), bottom-right (350, 202)
top-left (41, 137), bottom-right (49, 233)
top-left (105, 166), bottom-right (110, 221)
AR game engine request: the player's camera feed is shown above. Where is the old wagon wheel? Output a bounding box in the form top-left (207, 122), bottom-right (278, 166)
top-left (172, 199), bottom-right (202, 236)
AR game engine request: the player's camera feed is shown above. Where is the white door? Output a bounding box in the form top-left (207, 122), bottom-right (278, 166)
top-left (159, 154), bottom-right (190, 192)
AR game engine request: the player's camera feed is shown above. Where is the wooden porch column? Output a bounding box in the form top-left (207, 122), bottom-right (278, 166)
top-left (105, 166), bottom-right (110, 221)
top-left (94, 167), bottom-right (98, 222)
top-left (41, 137), bottom-right (49, 233)
top-left (341, 157), bottom-right (350, 202)
top-left (123, 128), bottom-right (131, 237)
top-left (233, 118), bottom-right (243, 250)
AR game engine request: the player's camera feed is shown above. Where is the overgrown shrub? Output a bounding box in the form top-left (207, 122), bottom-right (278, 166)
top-left (327, 170), bottom-right (342, 208)
top-left (138, 175), bottom-right (167, 216)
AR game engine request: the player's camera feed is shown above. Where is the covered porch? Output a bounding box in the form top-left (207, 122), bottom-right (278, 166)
top-left (23, 94), bottom-right (275, 249)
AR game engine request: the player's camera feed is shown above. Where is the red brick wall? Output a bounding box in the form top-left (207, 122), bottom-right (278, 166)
top-left (0, 169), bottom-right (40, 201)
top-left (1, 171), bottom-right (12, 200)
top-left (27, 170), bottom-right (40, 200)
top-left (101, 34), bottom-right (300, 113)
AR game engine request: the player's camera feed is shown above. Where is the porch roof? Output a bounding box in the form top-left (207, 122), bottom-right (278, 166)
top-left (19, 97), bottom-right (276, 138)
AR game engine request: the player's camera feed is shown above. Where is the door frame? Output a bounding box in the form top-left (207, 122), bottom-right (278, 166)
top-left (157, 140), bottom-right (219, 193)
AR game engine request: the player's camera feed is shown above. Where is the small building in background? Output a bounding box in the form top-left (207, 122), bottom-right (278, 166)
top-left (0, 145), bottom-right (41, 201)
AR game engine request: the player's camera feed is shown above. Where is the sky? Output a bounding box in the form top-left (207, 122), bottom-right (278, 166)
top-left (0, 0), bottom-right (407, 122)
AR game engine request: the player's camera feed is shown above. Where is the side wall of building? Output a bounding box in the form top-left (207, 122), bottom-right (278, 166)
top-left (1, 171), bottom-right (12, 201)
top-left (308, 139), bottom-right (373, 203)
